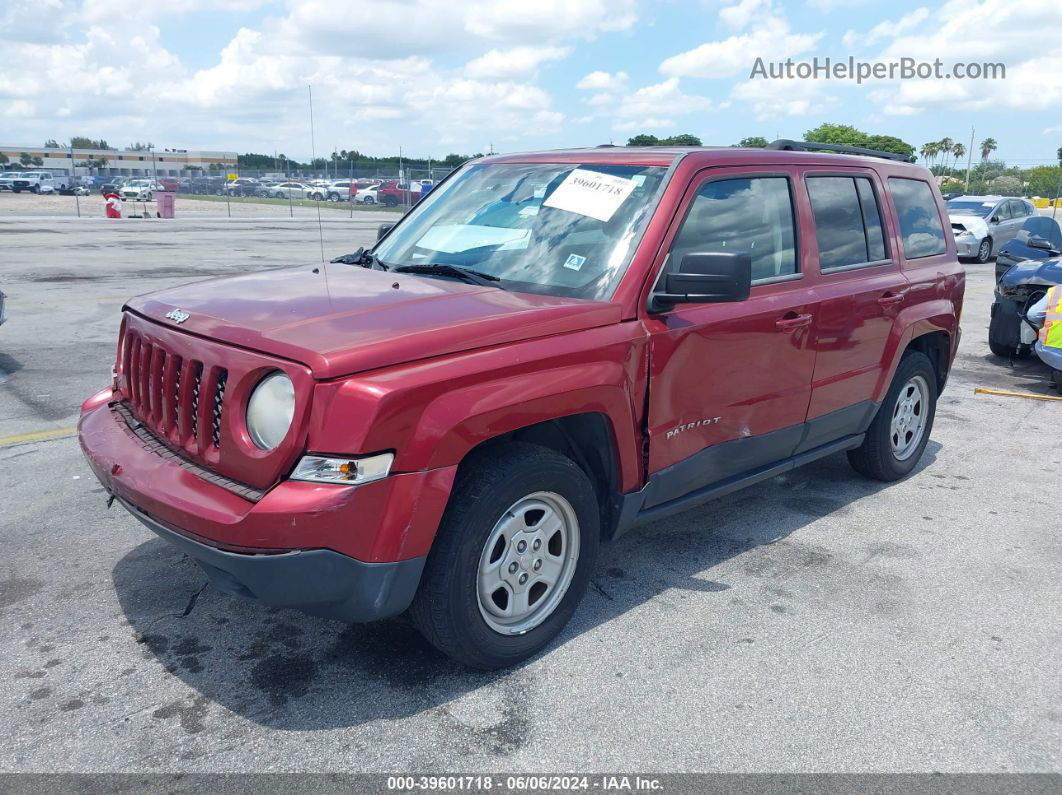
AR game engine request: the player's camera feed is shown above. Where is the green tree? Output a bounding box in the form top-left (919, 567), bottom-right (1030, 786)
top-left (988, 175), bottom-right (1022, 195)
top-left (979, 137), bottom-right (997, 161)
top-left (865, 134), bottom-right (916, 159)
top-left (18, 152), bottom-right (32, 166)
top-left (626, 134), bottom-right (661, 146)
top-left (31, 156), bottom-right (43, 167)
top-left (804, 123), bottom-right (868, 147)
top-left (1024, 166), bottom-right (1062, 197)
top-left (69, 136), bottom-right (115, 150)
top-left (739, 136), bottom-right (769, 148)
top-left (127, 141), bottom-right (153, 151)
top-left (0, 153), bottom-right (8, 166)
top-left (662, 133), bottom-right (702, 146)
top-left (44, 139), bottom-right (61, 148)
top-left (1057, 146), bottom-right (1062, 167)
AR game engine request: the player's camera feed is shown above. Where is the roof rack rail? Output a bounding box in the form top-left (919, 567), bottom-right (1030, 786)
top-left (767, 138), bottom-right (916, 164)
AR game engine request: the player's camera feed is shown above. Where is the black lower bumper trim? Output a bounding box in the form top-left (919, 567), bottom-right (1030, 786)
top-left (119, 499), bottom-right (425, 623)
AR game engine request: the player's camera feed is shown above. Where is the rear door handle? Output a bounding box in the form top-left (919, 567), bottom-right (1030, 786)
top-left (775, 312), bottom-right (813, 332)
top-left (878, 293), bottom-right (905, 307)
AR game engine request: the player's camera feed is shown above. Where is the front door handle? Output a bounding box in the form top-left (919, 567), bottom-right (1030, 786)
top-left (775, 312), bottom-right (813, 332)
top-left (878, 292), bottom-right (905, 307)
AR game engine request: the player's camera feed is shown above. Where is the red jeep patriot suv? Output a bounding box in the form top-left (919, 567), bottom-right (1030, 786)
top-left (80, 141), bottom-right (964, 669)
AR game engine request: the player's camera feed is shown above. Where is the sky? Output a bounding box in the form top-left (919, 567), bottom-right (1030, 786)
top-left (1, 0), bottom-right (1060, 165)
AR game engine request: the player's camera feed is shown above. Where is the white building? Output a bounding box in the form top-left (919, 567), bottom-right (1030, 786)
top-left (0, 145), bottom-right (237, 177)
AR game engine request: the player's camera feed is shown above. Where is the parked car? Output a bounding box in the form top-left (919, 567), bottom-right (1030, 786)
top-left (119, 179), bottom-right (163, 201)
top-left (100, 177), bottom-right (127, 195)
top-left (58, 178), bottom-right (92, 196)
top-left (157, 178), bottom-right (180, 192)
top-left (353, 185), bottom-right (378, 204)
top-left (79, 141), bottom-right (964, 669)
top-left (989, 254), bottom-right (1062, 359)
top-left (269, 181), bottom-right (324, 200)
top-left (222, 178), bottom-right (261, 197)
top-left (376, 179), bottom-right (423, 207)
top-left (993, 215), bottom-right (1062, 281)
top-left (0, 171), bottom-right (21, 191)
top-left (11, 172), bottom-right (61, 194)
top-left (326, 180), bottom-right (358, 202)
top-left (948, 195), bottom-right (1037, 263)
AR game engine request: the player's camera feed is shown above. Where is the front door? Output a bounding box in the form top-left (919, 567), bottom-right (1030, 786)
top-left (643, 167), bottom-right (818, 508)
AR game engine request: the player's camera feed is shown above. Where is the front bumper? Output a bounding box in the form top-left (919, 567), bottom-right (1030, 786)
top-left (955, 235), bottom-right (981, 258)
top-left (79, 390), bottom-right (458, 619)
top-left (120, 497), bottom-right (425, 622)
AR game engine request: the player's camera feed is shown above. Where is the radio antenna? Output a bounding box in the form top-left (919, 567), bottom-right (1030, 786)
top-left (308, 84), bottom-right (325, 262)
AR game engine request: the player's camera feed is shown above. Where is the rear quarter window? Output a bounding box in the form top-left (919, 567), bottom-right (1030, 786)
top-left (888, 178), bottom-right (946, 259)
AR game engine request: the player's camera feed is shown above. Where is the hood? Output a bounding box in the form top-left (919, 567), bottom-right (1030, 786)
top-left (998, 256), bottom-right (1062, 289)
top-left (949, 214), bottom-right (988, 238)
top-left (127, 263), bottom-right (622, 379)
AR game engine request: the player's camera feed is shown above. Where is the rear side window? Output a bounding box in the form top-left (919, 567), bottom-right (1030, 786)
top-left (670, 176), bottom-right (797, 281)
top-left (888, 178), bottom-right (946, 259)
top-left (807, 176), bottom-right (887, 269)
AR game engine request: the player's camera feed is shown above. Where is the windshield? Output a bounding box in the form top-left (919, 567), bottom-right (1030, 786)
top-left (947, 199), bottom-right (995, 215)
top-left (373, 162), bottom-right (668, 300)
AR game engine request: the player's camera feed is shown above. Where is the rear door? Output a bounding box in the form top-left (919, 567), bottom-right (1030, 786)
top-left (643, 167), bottom-right (818, 507)
top-left (802, 169), bottom-right (909, 445)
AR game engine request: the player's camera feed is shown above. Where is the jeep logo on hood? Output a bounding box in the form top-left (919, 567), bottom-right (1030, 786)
top-left (165, 308), bottom-right (190, 324)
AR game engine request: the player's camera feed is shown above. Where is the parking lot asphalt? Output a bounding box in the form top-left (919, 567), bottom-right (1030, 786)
top-left (0, 216), bottom-right (1059, 773)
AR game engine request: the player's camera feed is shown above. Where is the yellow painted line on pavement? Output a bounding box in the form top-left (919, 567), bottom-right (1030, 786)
top-left (0, 427), bottom-right (78, 448)
top-left (974, 387), bottom-right (1062, 402)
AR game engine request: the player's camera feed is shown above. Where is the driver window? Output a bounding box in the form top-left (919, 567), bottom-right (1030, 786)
top-left (669, 176), bottom-right (797, 281)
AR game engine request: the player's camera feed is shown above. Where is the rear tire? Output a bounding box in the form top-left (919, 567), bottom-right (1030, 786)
top-left (988, 338), bottom-right (1016, 358)
top-left (847, 350), bottom-right (937, 481)
top-left (409, 442), bottom-right (600, 670)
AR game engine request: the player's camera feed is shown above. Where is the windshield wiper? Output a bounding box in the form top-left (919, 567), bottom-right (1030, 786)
top-left (393, 263), bottom-right (503, 288)
top-left (330, 247), bottom-right (389, 271)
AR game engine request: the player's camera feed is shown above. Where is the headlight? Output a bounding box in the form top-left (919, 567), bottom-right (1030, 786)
top-left (246, 372), bottom-right (295, 450)
top-left (290, 453), bottom-right (394, 485)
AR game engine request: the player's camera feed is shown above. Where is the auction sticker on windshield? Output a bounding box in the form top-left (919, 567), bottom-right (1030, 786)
top-left (543, 168), bottom-right (637, 222)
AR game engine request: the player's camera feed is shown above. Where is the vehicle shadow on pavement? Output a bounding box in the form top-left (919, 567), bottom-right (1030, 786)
top-left (111, 445), bottom-right (938, 731)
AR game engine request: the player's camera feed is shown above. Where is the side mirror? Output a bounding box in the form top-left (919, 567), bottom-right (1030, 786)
top-left (650, 252), bottom-right (752, 312)
top-left (1028, 236), bottom-right (1059, 253)
top-left (989, 215), bottom-right (1000, 224)
top-left (377, 223), bottom-right (394, 241)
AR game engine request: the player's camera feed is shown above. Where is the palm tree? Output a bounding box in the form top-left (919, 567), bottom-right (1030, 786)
top-left (979, 137), bottom-right (997, 161)
top-left (938, 138), bottom-right (954, 173)
top-left (952, 142), bottom-right (966, 175)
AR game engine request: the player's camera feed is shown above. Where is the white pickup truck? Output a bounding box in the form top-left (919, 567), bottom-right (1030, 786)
top-left (10, 172), bottom-right (67, 194)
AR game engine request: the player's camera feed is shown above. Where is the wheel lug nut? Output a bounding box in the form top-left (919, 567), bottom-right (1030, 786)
top-left (508, 562), bottom-right (518, 574)
top-left (533, 559), bottom-right (542, 570)
top-left (533, 539), bottom-right (541, 551)
top-left (518, 573), bottom-right (528, 584)
top-left (517, 541), bottom-right (527, 553)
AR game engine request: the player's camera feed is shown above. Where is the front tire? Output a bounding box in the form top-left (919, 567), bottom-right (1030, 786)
top-left (847, 350), bottom-right (937, 481)
top-left (976, 237), bottom-right (993, 263)
top-left (409, 443), bottom-right (600, 669)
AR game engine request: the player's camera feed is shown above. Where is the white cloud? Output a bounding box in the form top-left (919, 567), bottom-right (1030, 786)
top-left (576, 71), bottom-right (629, 91)
top-left (841, 7), bottom-right (930, 49)
top-left (719, 0), bottom-right (773, 30)
top-left (612, 77), bottom-right (713, 131)
top-left (660, 19), bottom-right (823, 79)
top-left (466, 0), bottom-right (637, 41)
top-left (464, 45), bottom-right (571, 77)
top-left (854, 0), bottom-right (1062, 116)
top-left (730, 78), bottom-right (837, 120)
